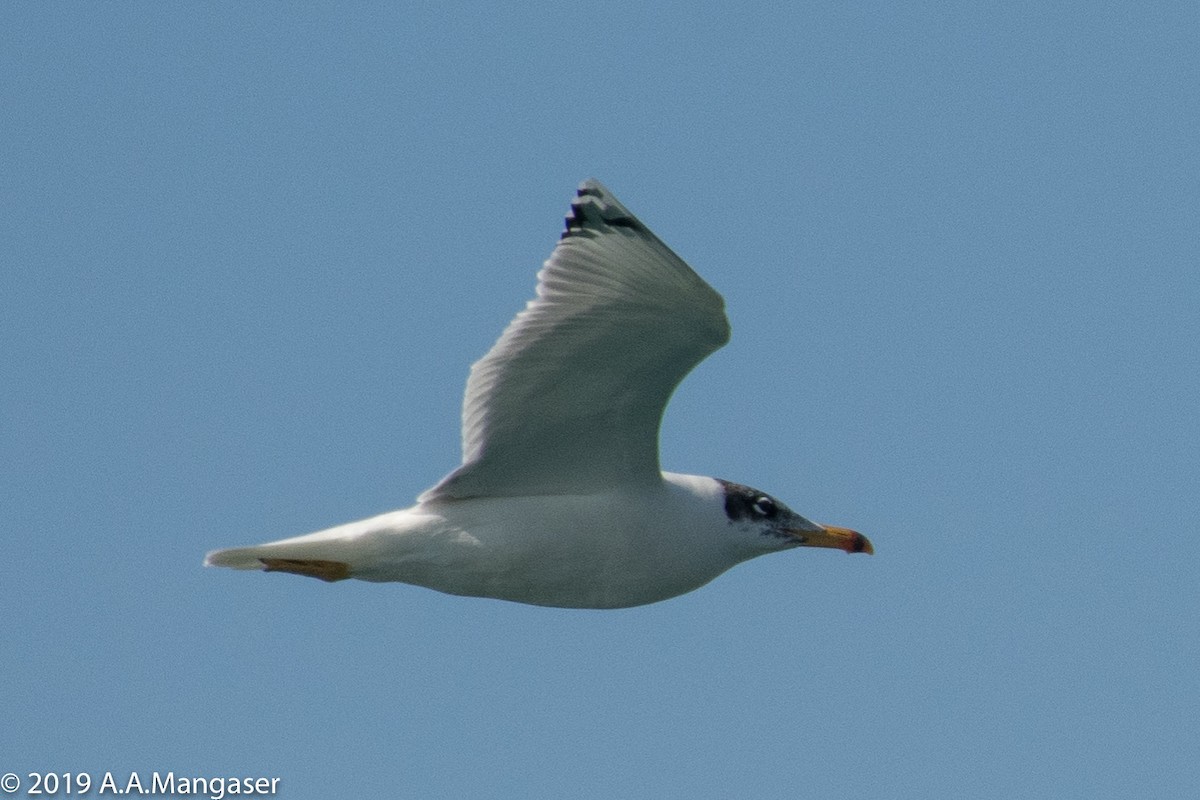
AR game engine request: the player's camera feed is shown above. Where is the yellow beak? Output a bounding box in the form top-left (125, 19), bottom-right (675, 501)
top-left (789, 524), bottom-right (874, 554)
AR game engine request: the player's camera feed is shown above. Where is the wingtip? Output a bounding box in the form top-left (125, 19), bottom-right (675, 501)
top-left (562, 179), bottom-right (643, 239)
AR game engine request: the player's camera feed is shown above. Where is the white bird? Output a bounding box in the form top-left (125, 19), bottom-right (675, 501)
top-left (205, 180), bottom-right (871, 608)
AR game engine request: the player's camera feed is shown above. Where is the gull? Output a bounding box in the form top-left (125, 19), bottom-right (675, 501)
top-left (205, 180), bottom-right (872, 608)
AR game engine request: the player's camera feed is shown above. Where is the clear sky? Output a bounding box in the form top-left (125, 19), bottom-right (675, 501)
top-left (3, 3), bottom-right (1197, 798)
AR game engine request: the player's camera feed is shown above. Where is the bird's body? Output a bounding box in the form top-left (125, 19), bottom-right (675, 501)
top-left (211, 473), bottom-right (769, 608)
top-left (206, 180), bottom-right (871, 608)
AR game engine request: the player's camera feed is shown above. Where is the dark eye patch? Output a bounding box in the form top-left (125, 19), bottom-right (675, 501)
top-left (752, 496), bottom-right (777, 518)
top-left (717, 479), bottom-right (789, 523)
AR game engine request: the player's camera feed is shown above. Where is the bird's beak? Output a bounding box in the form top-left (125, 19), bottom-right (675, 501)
top-left (789, 523), bottom-right (874, 554)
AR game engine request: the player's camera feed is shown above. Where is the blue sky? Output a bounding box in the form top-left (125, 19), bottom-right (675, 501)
top-left (3, 3), bottom-right (1197, 798)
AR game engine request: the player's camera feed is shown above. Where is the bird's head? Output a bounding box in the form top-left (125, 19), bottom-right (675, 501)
top-left (716, 479), bottom-right (873, 557)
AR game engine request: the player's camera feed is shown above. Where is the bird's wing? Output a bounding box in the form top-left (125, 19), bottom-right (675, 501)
top-left (420, 180), bottom-right (730, 501)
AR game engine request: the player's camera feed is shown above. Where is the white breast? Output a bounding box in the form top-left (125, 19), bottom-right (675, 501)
top-left (343, 473), bottom-right (739, 608)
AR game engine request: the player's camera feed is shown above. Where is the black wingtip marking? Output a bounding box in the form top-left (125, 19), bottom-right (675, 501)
top-left (561, 182), bottom-right (647, 240)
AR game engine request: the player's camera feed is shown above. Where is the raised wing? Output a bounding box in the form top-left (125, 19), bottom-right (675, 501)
top-left (420, 180), bottom-right (730, 501)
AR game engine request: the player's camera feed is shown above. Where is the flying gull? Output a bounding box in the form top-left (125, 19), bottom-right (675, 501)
top-left (205, 180), bottom-right (872, 608)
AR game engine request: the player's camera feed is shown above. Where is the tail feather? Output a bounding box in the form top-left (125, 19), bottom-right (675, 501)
top-left (205, 545), bottom-right (352, 582)
top-left (204, 547), bottom-right (269, 571)
top-left (205, 512), bottom-right (402, 581)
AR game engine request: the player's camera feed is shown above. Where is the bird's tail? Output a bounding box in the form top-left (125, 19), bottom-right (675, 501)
top-left (204, 546), bottom-right (271, 570)
top-left (204, 526), bottom-right (362, 582)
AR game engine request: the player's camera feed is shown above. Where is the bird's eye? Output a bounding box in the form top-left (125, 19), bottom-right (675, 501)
top-left (752, 496), bottom-right (776, 518)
